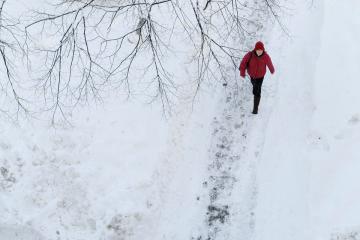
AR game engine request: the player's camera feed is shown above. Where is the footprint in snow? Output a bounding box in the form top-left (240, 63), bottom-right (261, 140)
top-left (348, 114), bottom-right (360, 125)
top-left (331, 229), bottom-right (360, 240)
top-left (307, 132), bottom-right (330, 151)
top-left (334, 114), bottom-right (360, 140)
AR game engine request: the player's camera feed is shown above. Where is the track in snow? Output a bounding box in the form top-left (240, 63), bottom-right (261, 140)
top-left (195, 80), bottom-right (261, 240)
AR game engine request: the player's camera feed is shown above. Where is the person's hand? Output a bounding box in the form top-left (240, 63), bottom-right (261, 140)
top-left (240, 74), bottom-right (245, 79)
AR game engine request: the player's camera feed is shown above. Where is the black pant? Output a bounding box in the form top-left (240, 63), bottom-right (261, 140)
top-left (251, 77), bottom-right (264, 97)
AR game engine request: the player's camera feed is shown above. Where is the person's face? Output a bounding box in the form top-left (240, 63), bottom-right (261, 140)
top-left (256, 49), bottom-right (264, 56)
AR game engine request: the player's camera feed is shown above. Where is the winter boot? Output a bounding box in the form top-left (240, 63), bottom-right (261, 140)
top-left (252, 96), bottom-right (261, 114)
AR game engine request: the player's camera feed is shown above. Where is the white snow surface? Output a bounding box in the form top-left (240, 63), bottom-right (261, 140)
top-left (1, 0), bottom-right (360, 240)
top-left (255, 1), bottom-right (360, 240)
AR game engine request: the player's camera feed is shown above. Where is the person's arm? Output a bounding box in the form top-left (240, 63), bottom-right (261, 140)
top-left (239, 52), bottom-right (251, 78)
top-left (266, 54), bottom-right (275, 74)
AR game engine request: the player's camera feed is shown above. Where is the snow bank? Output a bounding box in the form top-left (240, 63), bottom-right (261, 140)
top-left (254, 0), bottom-right (360, 239)
top-left (310, 0), bottom-right (360, 238)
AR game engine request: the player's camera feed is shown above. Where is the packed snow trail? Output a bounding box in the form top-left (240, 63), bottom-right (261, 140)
top-left (197, 81), bottom-right (257, 240)
top-left (193, 16), bottom-right (277, 240)
top-left (149, 2), bottom-right (276, 239)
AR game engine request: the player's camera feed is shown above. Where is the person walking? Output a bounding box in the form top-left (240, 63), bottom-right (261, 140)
top-left (239, 41), bottom-right (275, 114)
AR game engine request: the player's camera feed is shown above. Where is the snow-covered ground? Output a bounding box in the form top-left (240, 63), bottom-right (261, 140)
top-left (255, 1), bottom-right (360, 240)
top-left (1, 0), bottom-right (360, 240)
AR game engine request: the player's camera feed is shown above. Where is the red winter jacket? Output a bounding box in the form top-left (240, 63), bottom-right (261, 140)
top-left (239, 51), bottom-right (275, 79)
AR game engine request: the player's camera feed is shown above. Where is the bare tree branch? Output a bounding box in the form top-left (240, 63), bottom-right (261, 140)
top-left (23, 0), bottom-right (285, 122)
top-left (0, 0), bottom-right (27, 117)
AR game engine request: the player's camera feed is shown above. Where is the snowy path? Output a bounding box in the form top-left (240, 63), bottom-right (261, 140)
top-left (198, 83), bottom-right (257, 240)
top-left (197, 37), bottom-right (276, 240)
top-left (150, 4), bottom-right (276, 240)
